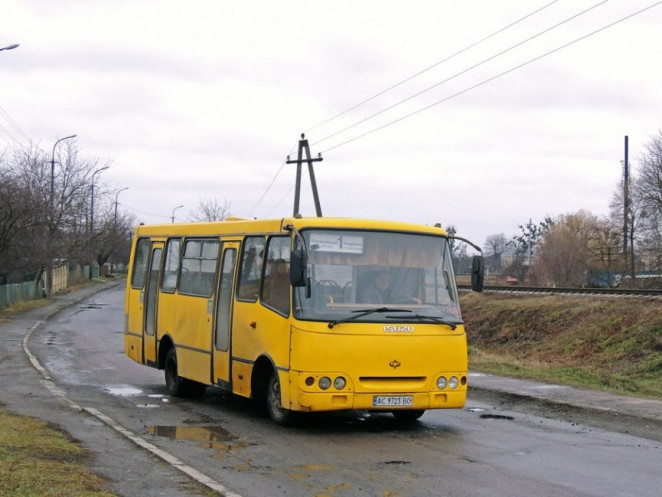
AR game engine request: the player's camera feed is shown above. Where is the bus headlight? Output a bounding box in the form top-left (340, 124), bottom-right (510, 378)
top-left (449, 376), bottom-right (459, 389)
top-left (334, 377), bottom-right (346, 390)
top-left (436, 376), bottom-right (447, 390)
top-left (318, 377), bottom-right (331, 390)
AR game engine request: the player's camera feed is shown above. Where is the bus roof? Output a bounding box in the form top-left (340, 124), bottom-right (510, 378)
top-left (132, 217), bottom-right (449, 238)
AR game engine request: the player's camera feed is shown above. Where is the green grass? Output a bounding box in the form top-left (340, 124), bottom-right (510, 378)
top-left (461, 292), bottom-right (662, 399)
top-left (0, 406), bottom-right (116, 497)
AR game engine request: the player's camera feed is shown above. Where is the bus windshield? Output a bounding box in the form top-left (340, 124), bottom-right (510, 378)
top-left (293, 229), bottom-right (462, 325)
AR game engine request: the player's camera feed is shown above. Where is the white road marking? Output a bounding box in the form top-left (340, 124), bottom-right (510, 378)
top-left (23, 319), bottom-right (242, 497)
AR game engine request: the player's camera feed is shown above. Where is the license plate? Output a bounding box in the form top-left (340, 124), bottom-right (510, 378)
top-left (372, 395), bottom-right (413, 407)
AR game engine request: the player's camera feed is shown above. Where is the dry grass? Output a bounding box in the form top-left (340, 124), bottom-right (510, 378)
top-left (461, 292), bottom-right (662, 398)
top-left (0, 406), bottom-right (116, 497)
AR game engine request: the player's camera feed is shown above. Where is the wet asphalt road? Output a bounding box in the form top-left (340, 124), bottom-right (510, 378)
top-left (3, 283), bottom-right (662, 497)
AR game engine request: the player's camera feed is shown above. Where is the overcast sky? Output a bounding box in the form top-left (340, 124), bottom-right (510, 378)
top-left (2, 1), bottom-right (661, 247)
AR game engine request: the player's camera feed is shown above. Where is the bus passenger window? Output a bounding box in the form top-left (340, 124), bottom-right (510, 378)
top-left (161, 238), bottom-right (181, 293)
top-left (262, 236), bottom-right (291, 315)
top-left (178, 239), bottom-right (220, 297)
top-left (130, 238), bottom-right (151, 289)
top-left (237, 236), bottom-right (265, 301)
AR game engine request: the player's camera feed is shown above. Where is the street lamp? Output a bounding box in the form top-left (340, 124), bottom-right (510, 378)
top-left (50, 134), bottom-right (77, 212)
top-left (0, 43), bottom-right (19, 52)
top-left (46, 134), bottom-right (76, 298)
top-left (89, 166), bottom-right (109, 279)
top-left (171, 205), bottom-right (184, 224)
top-left (114, 187), bottom-right (129, 224)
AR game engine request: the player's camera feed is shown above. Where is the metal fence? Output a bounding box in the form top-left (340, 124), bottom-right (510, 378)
top-left (0, 281), bottom-right (41, 309)
top-left (0, 263), bottom-right (97, 310)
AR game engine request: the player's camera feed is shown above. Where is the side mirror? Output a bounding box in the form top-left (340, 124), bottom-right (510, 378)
top-left (290, 249), bottom-right (308, 287)
top-left (471, 255), bottom-right (485, 292)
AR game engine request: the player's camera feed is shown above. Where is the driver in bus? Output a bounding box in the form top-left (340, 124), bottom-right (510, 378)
top-left (359, 270), bottom-right (421, 304)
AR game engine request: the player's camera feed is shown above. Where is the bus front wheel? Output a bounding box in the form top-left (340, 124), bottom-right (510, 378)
top-left (266, 372), bottom-right (297, 426)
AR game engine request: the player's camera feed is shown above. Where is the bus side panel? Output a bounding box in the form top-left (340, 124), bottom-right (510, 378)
top-left (231, 301), bottom-right (292, 397)
top-left (159, 292), bottom-right (213, 384)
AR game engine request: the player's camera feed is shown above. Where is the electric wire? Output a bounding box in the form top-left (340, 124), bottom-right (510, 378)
top-left (313, 0), bottom-right (608, 148)
top-left (319, 0), bottom-right (662, 154)
top-left (305, 0), bottom-right (562, 134)
top-left (0, 122), bottom-right (24, 147)
top-left (249, 140), bottom-right (298, 217)
top-left (0, 105), bottom-right (31, 144)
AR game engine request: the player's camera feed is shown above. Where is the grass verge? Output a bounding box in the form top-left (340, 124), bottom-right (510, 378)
top-left (0, 405), bottom-right (115, 497)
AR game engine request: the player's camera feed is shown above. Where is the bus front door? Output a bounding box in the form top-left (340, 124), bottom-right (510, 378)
top-left (143, 243), bottom-right (163, 366)
top-left (212, 242), bottom-right (238, 389)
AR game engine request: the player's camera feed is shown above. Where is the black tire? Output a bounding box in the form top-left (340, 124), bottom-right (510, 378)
top-left (164, 348), bottom-right (206, 398)
top-left (392, 409), bottom-right (425, 421)
top-left (266, 371), bottom-right (297, 426)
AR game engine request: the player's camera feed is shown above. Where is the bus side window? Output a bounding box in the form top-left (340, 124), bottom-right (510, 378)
top-left (131, 238), bottom-right (151, 289)
top-left (179, 239), bottom-right (220, 297)
top-left (261, 236), bottom-right (291, 315)
top-left (237, 236), bottom-right (265, 301)
top-left (161, 238), bottom-right (181, 293)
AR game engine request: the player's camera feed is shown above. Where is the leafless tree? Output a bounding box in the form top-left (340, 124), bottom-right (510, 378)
top-left (188, 197), bottom-right (232, 222)
top-left (483, 233), bottom-right (507, 273)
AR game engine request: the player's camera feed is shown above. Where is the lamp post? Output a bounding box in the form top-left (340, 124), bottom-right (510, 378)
top-left (89, 166), bottom-right (109, 279)
top-left (50, 135), bottom-right (77, 212)
top-left (112, 187), bottom-right (129, 273)
top-left (171, 205), bottom-right (184, 223)
top-left (0, 43), bottom-right (19, 52)
top-left (114, 187), bottom-right (129, 224)
top-left (46, 134), bottom-right (77, 298)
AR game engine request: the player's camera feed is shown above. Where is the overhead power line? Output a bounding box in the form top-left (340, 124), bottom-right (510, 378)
top-left (313, 0), bottom-right (608, 148)
top-left (306, 0), bottom-right (562, 134)
top-left (0, 105), bottom-right (31, 146)
top-left (319, 0), bottom-right (662, 154)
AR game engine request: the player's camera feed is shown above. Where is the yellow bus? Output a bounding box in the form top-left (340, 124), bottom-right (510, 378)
top-left (124, 216), bottom-right (483, 424)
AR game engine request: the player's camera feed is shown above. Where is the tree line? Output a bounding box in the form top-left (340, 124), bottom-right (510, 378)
top-left (478, 131), bottom-right (662, 288)
top-left (0, 142), bottom-right (135, 295)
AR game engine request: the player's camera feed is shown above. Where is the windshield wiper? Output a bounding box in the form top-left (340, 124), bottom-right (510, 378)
top-left (386, 313), bottom-right (461, 330)
top-left (328, 307), bottom-right (412, 329)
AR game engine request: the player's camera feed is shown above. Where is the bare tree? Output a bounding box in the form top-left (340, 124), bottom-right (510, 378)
top-left (3, 143), bottom-right (115, 295)
top-left (188, 197), bottom-right (232, 222)
top-left (632, 131), bottom-right (662, 272)
top-left (483, 233), bottom-right (507, 273)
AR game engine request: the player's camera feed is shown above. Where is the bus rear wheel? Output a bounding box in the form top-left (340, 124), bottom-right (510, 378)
top-left (266, 371), bottom-right (297, 426)
top-left (392, 409), bottom-right (425, 421)
top-left (164, 349), bottom-right (206, 398)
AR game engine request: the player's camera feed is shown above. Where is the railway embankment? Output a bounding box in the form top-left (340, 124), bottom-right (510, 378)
top-left (460, 291), bottom-right (662, 400)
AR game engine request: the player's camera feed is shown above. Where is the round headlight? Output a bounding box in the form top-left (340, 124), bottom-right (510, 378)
top-left (436, 376), bottom-right (447, 390)
top-left (449, 376), bottom-right (459, 389)
top-left (318, 376), bottom-right (331, 390)
top-left (334, 377), bottom-right (346, 390)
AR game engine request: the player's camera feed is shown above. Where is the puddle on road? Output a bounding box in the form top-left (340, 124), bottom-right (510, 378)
top-left (480, 414), bottom-right (515, 421)
top-left (147, 425), bottom-right (254, 456)
top-left (104, 386), bottom-right (144, 396)
top-left (467, 407), bottom-right (487, 413)
top-left (79, 303), bottom-right (108, 310)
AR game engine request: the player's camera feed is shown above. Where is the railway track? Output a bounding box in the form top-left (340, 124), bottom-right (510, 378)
top-left (458, 285), bottom-right (662, 298)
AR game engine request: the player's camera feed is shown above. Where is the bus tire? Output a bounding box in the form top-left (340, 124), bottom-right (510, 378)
top-left (392, 409), bottom-right (425, 421)
top-left (164, 349), bottom-right (206, 398)
top-left (266, 371), bottom-right (297, 426)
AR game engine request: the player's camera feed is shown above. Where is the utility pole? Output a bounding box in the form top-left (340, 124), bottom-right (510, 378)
top-left (286, 134), bottom-right (324, 217)
top-left (623, 135), bottom-right (629, 256)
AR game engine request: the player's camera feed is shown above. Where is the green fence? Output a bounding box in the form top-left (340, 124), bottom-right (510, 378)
top-left (0, 281), bottom-right (41, 310)
top-left (0, 263), bottom-right (100, 310)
